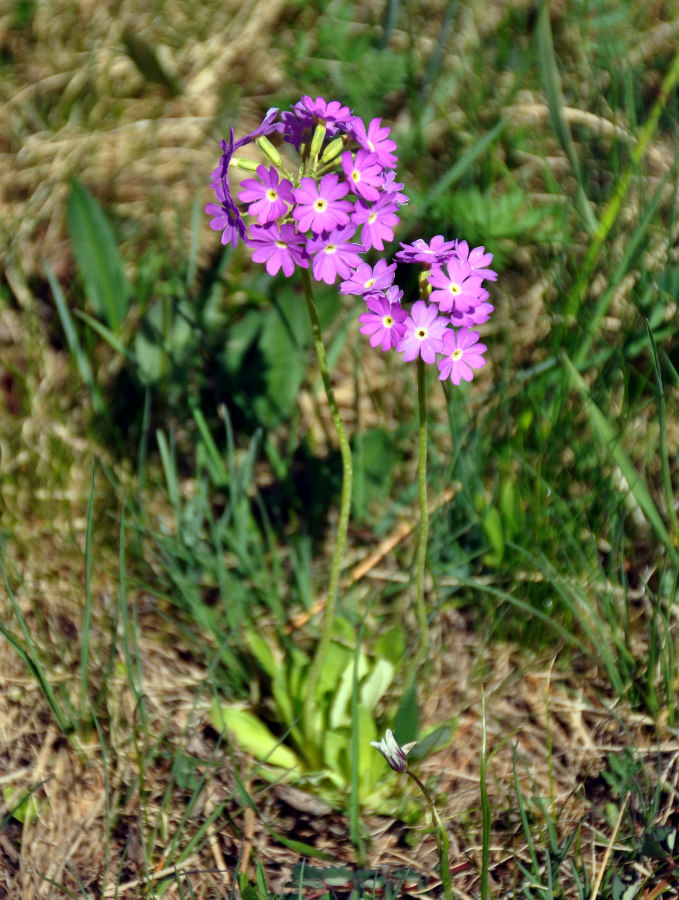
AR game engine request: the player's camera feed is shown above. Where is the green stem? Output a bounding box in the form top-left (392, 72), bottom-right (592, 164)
top-left (480, 688), bottom-right (491, 900)
top-left (406, 769), bottom-right (453, 899)
top-left (415, 358), bottom-right (430, 666)
top-left (300, 269), bottom-right (353, 760)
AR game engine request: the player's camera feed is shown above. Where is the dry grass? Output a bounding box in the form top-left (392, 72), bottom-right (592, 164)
top-left (2, 568), bottom-right (678, 898)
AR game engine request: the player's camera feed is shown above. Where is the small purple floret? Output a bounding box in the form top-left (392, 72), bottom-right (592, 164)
top-left (359, 294), bottom-right (408, 351)
top-left (238, 165), bottom-right (294, 225)
top-left (306, 224), bottom-right (363, 285)
top-left (247, 222), bottom-right (309, 277)
top-left (397, 300), bottom-right (449, 364)
top-left (293, 174), bottom-right (353, 235)
top-left (437, 329), bottom-right (487, 384)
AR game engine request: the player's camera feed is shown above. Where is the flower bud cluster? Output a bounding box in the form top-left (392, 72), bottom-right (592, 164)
top-left (205, 96), bottom-right (498, 385)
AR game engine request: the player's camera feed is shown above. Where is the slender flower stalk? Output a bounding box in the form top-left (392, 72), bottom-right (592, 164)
top-left (414, 358), bottom-right (429, 670)
top-left (371, 731), bottom-right (453, 899)
top-left (300, 268), bottom-right (353, 760)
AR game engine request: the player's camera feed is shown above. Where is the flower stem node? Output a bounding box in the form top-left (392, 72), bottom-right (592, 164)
top-left (370, 729), bottom-right (418, 773)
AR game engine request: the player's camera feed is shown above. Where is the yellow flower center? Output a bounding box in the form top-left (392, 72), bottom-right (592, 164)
top-left (324, 243), bottom-right (337, 255)
top-left (365, 277), bottom-right (376, 289)
top-left (448, 282), bottom-right (461, 295)
top-left (382, 315), bottom-right (394, 328)
top-left (416, 328), bottom-right (428, 340)
top-left (368, 212), bottom-right (377, 224)
top-left (266, 189), bottom-right (279, 202)
top-left (314, 198), bottom-right (328, 212)
top-left (452, 349), bottom-right (463, 360)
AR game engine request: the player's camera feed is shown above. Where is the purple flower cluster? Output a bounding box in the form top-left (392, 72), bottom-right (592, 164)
top-left (206, 97), bottom-right (497, 385)
top-left (206, 97), bottom-right (407, 285)
top-left (344, 235), bottom-right (496, 385)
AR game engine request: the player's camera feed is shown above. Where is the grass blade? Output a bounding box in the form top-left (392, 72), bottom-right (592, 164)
top-left (46, 260), bottom-right (104, 414)
top-left (563, 354), bottom-right (679, 567)
top-left (536, 0), bottom-right (597, 234)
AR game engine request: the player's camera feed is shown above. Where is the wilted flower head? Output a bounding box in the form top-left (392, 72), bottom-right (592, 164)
top-left (370, 729), bottom-right (418, 772)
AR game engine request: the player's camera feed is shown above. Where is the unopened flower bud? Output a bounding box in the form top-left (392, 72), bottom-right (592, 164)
top-left (229, 157), bottom-right (260, 173)
top-left (309, 122), bottom-right (327, 162)
top-left (370, 729), bottom-right (418, 773)
top-left (321, 135), bottom-right (346, 164)
top-left (256, 135), bottom-right (284, 169)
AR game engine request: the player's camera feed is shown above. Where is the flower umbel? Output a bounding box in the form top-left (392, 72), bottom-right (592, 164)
top-left (370, 729), bottom-right (418, 773)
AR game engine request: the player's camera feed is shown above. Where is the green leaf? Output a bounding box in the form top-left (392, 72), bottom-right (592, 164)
top-left (252, 290), bottom-right (308, 428)
top-left (67, 180), bottom-right (130, 331)
top-left (407, 724), bottom-right (453, 763)
top-left (244, 629), bottom-right (278, 679)
top-left (46, 261), bottom-right (104, 414)
top-left (393, 680), bottom-right (419, 745)
top-left (2, 785), bottom-right (44, 825)
top-left (612, 874), bottom-right (641, 900)
top-left (134, 298), bottom-right (195, 384)
top-left (209, 701), bottom-right (301, 771)
top-left (329, 650), bottom-right (368, 728)
top-left (640, 826), bottom-right (678, 859)
top-left (482, 505), bottom-right (505, 566)
top-left (373, 628), bottom-right (405, 664)
top-left (359, 658), bottom-right (394, 713)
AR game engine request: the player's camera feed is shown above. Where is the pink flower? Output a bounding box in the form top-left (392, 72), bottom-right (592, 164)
top-left (352, 197), bottom-right (400, 251)
top-left (292, 174), bottom-right (353, 235)
top-left (339, 258), bottom-right (396, 296)
top-left (341, 150), bottom-right (384, 202)
top-left (205, 180), bottom-right (247, 248)
top-left (238, 166), bottom-right (294, 225)
top-left (349, 117), bottom-right (398, 169)
top-left (396, 235), bottom-right (458, 266)
top-left (247, 222), bottom-right (309, 277)
top-left (437, 330), bottom-right (487, 385)
top-left (428, 258), bottom-right (485, 313)
top-left (454, 240), bottom-right (498, 281)
top-left (359, 294), bottom-right (407, 351)
top-left (396, 301), bottom-right (449, 364)
top-left (300, 96), bottom-right (353, 128)
top-left (381, 171), bottom-right (409, 206)
top-left (306, 225), bottom-right (363, 285)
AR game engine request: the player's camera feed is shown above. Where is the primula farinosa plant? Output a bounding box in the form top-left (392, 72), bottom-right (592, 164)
top-left (206, 96), bottom-right (497, 763)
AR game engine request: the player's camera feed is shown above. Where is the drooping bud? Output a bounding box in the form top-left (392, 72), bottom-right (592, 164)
top-left (370, 729), bottom-right (418, 773)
